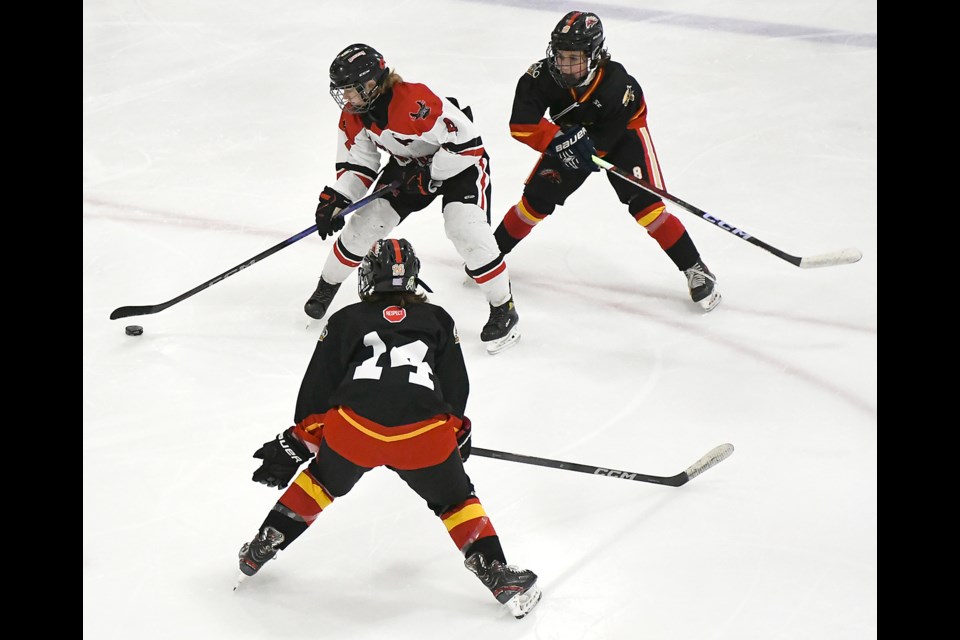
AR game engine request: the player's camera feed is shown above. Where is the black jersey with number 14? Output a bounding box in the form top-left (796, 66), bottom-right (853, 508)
top-left (293, 300), bottom-right (469, 427)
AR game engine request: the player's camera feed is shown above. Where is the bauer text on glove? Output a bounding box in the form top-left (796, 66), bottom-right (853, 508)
top-left (251, 427), bottom-right (312, 489)
top-left (546, 126), bottom-right (599, 172)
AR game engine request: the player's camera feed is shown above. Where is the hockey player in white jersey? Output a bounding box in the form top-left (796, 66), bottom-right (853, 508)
top-left (304, 43), bottom-right (520, 354)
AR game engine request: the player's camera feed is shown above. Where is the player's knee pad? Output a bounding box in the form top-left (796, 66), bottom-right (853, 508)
top-left (442, 202), bottom-right (501, 267)
top-left (339, 200), bottom-right (401, 254)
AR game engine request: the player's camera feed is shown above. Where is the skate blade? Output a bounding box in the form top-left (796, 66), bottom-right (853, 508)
top-left (698, 289), bottom-right (722, 312)
top-left (506, 583), bottom-right (542, 619)
top-left (484, 325), bottom-right (521, 355)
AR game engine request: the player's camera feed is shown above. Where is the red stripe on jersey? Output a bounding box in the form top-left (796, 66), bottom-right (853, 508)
top-left (336, 168), bottom-right (374, 188)
top-left (340, 113), bottom-right (365, 150)
top-left (510, 119), bottom-right (560, 152)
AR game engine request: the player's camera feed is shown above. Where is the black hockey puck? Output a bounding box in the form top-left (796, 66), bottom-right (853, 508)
top-left (125, 325), bottom-right (144, 336)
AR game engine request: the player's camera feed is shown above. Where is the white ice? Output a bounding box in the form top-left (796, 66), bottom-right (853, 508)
top-left (83, 1), bottom-right (877, 638)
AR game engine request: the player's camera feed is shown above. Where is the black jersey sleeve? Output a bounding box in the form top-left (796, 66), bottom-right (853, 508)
top-left (432, 306), bottom-right (469, 417)
top-left (508, 61), bottom-right (564, 152)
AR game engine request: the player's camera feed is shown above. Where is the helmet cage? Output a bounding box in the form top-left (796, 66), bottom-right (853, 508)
top-left (329, 44), bottom-right (389, 114)
top-left (546, 12), bottom-right (606, 88)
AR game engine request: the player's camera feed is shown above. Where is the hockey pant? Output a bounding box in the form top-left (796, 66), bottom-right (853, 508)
top-left (256, 407), bottom-right (506, 564)
top-left (320, 158), bottom-right (512, 307)
top-left (496, 125), bottom-right (701, 270)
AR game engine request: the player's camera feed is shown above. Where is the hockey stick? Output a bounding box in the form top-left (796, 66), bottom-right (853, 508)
top-left (109, 181), bottom-right (400, 320)
top-left (591, 156), bottom-right (862, 269)
top-left (472, 443), bottom-right (733, 487)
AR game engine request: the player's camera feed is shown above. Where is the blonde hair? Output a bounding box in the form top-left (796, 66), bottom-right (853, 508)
top-left (382, 71), bottom-right (404, 90)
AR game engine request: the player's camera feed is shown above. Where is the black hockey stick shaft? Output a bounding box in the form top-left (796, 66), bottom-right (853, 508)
top-left (472, 443), bottom-right (734, 487)
top-left (591, 156), bottom-right (862, 269)
top-left (109, 181), bottom-right (400, 320)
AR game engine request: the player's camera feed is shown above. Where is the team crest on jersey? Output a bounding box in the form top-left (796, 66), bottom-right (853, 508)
top-left (525, 61), bottom-right (543, 78)
top-left (383, 305), bottom-right (407, 323)
top-left (318, 326), bottom-right (328, 342)
top-left (622, 85), bottom-right (635, 107)
top-left (453, 324), bottom-right (460, 344)
top-left (409, 100), bottom-right (431, 120)
top-left (538, 168), bottom-right (562, 183)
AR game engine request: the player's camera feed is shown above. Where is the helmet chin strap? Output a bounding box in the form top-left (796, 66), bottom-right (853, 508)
top-left (576, 66), bottom-right (598, 87)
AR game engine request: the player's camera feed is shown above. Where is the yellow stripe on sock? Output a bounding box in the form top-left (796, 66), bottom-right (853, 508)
top-left (637, 205), bottom-right (665, 228)
top-left (294, 473), bottom-right (333, 509)
top-left (443, 503), bottom-right (487, 531)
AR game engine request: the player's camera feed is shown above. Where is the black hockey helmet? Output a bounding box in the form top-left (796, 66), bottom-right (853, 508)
top-left (358, 238), bottom-right (432, 297)
top-left (329, 43), bottom-right (390, 113)
top-left (546, 11), bottom-right (607, 88)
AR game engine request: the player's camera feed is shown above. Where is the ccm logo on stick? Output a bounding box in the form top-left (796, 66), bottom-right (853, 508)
top-left (594, 468), bottom-right (636, 480)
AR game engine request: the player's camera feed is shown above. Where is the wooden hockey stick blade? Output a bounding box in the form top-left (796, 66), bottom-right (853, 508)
top-left (472, 443), bottom-right (734, 487)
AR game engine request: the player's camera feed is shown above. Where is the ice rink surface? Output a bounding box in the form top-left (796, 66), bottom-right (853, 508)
top-left (84, 1), bottom-right (877, 638)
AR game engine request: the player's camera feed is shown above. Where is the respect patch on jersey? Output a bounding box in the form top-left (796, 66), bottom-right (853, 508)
top-left (383, 305), bottom-right (407, 323)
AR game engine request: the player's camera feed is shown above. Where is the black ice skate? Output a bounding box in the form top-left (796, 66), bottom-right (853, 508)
top-left (684, 260), bottom-right (721, 312)
top-left (465, 552), bottom-right (542, 619)
top-left (480, 297), bottom-right (520, 355)
top-left (304, 278), bottom-right (342, 319)
top-left (238, 526), bottom-right (285, 577)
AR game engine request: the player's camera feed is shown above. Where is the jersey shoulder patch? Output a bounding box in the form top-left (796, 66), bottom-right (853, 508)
top-left (388, 83), bottom-right (443, 134)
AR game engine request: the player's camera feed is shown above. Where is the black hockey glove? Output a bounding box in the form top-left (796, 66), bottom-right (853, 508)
top-left (456, 416), bottom-right (472, 463)
top-left (315, 186), bottom-right (351, 239)
top-left (251, 427), bottom-right (312, 489)
top-left (400, 163), bottom-right (441, 196)
top-left (546, 126), bottom-right (600, 172)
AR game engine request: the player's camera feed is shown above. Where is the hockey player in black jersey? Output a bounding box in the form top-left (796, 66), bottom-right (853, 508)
top-left (494, 11), bottom-right (721, 311)
top-left (238, 238), bottom-right (541, 619)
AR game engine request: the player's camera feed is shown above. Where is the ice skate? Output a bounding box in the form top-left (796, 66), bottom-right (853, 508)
top-left (480, 297), bottom-right (520, 354)
top-left (238, 526), bottom-right (285, 577)
top-left (684, 260), bottom-right (721, 312)
top-left (304, 278), bottom-right (342, 319)
top-left (465, 552), bottom-right (542, 619)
